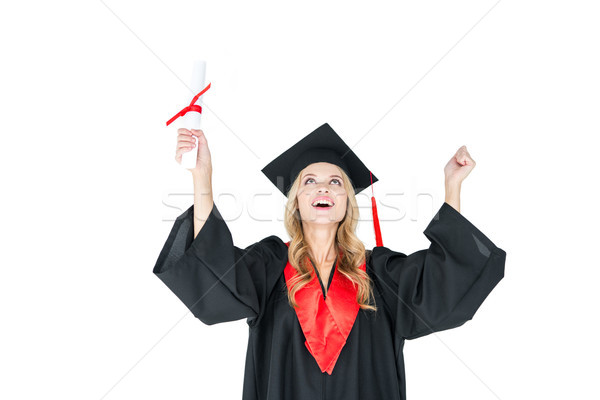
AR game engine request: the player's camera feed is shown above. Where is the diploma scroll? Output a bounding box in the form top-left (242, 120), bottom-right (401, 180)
top-left (168, 59), bottom-right (207, 170)
top-left (181, 59), bottom-right (206, 170)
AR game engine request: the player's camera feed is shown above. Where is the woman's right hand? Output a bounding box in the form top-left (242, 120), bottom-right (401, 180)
top-left (175, 128), bottom-right (213, 177)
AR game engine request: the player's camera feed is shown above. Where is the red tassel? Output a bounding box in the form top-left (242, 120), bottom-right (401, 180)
top-left (371, 197), bottom-right (383, 247)
top-left (369, 171), bottom-right (383, 247)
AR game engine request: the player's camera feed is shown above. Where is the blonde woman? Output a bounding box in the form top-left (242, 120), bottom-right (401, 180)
top-left (153, 123), bottom-right (506, 400)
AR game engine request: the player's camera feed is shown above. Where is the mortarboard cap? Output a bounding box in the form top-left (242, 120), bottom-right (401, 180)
top-left (261, 123), bottom-right (378, 197)
top-left (261, 122), bottom-right (383, 247)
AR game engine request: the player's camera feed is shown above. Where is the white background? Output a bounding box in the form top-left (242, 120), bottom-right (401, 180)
top-left (1, 0), bottom-right (598, 399)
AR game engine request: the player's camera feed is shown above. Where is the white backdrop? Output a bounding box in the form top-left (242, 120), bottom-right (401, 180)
top-left (1, 0), bottom-right (598, 399)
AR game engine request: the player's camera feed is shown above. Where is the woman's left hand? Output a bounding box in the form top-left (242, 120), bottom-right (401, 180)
top-left (444, 145), bottom-right (476, 186)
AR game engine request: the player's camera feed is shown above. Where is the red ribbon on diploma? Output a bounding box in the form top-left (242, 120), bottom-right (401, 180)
top-left (165, 82), bottom-right (211, 126)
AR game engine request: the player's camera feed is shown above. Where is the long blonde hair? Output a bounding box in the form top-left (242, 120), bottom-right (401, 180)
top-left (283, 165), bottom-right (377, 312)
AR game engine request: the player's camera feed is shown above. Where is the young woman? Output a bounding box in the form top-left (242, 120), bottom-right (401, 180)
top-left (153, 123), bottom-right (506, 400)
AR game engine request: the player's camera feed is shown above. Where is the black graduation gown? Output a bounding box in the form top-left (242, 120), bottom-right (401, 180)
top-left (153, 201), bottom-right (506, 400)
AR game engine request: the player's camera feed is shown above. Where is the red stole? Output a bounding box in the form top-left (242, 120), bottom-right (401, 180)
top-left (284, 242), bottom-right (366, 374)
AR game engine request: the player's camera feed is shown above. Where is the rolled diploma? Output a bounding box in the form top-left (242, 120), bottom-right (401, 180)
top-left (180, 59), bottom-right (206, 170)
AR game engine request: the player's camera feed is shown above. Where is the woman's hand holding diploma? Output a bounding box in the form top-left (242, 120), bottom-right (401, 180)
top-left (175, 128), bottom-right (212, 176)
top-left (175, 127), bottom-right (214, 238)
top-left (443, 145), bottom-right (476, 213)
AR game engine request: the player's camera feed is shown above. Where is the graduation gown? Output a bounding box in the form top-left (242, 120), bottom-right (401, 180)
top-left (153, 201), bottom-right (506, 400)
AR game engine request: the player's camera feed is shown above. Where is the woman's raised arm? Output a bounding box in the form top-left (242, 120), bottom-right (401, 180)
top-left (158, 128), bottom-right (288, 326)
top-left (443, 144), bottom-right (476, 213)
top-left (175, 127), bottom-right (214, 238)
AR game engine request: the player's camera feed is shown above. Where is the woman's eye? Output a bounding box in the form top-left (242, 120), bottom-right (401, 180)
top-left (305, 178), bottom-right (341, 185)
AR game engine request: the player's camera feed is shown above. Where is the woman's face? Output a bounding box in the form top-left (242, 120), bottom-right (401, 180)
top-left (296, 162), bottom-right (348, 224)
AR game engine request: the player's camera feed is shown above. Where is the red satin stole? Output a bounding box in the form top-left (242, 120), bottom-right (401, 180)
top-left (284, 242), bottom-right (366, 374)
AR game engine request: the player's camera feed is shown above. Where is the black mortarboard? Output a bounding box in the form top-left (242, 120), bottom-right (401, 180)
top-left (261, 123), bottom-right (378, 197)
top-left (261, 122), bottom-right (383, 246)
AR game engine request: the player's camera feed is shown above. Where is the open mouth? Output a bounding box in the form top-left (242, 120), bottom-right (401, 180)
top-left (311, 198), bottom-right (334, 209)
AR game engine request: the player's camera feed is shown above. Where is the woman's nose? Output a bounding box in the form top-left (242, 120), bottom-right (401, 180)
top-left (316, 182), bottom-right (330, 192)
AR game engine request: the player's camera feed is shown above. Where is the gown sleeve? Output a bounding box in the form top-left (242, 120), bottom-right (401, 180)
top-left (152, 203), bottom-right (287, 327)
top-left (370, 202), bottom-right (506, 340)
